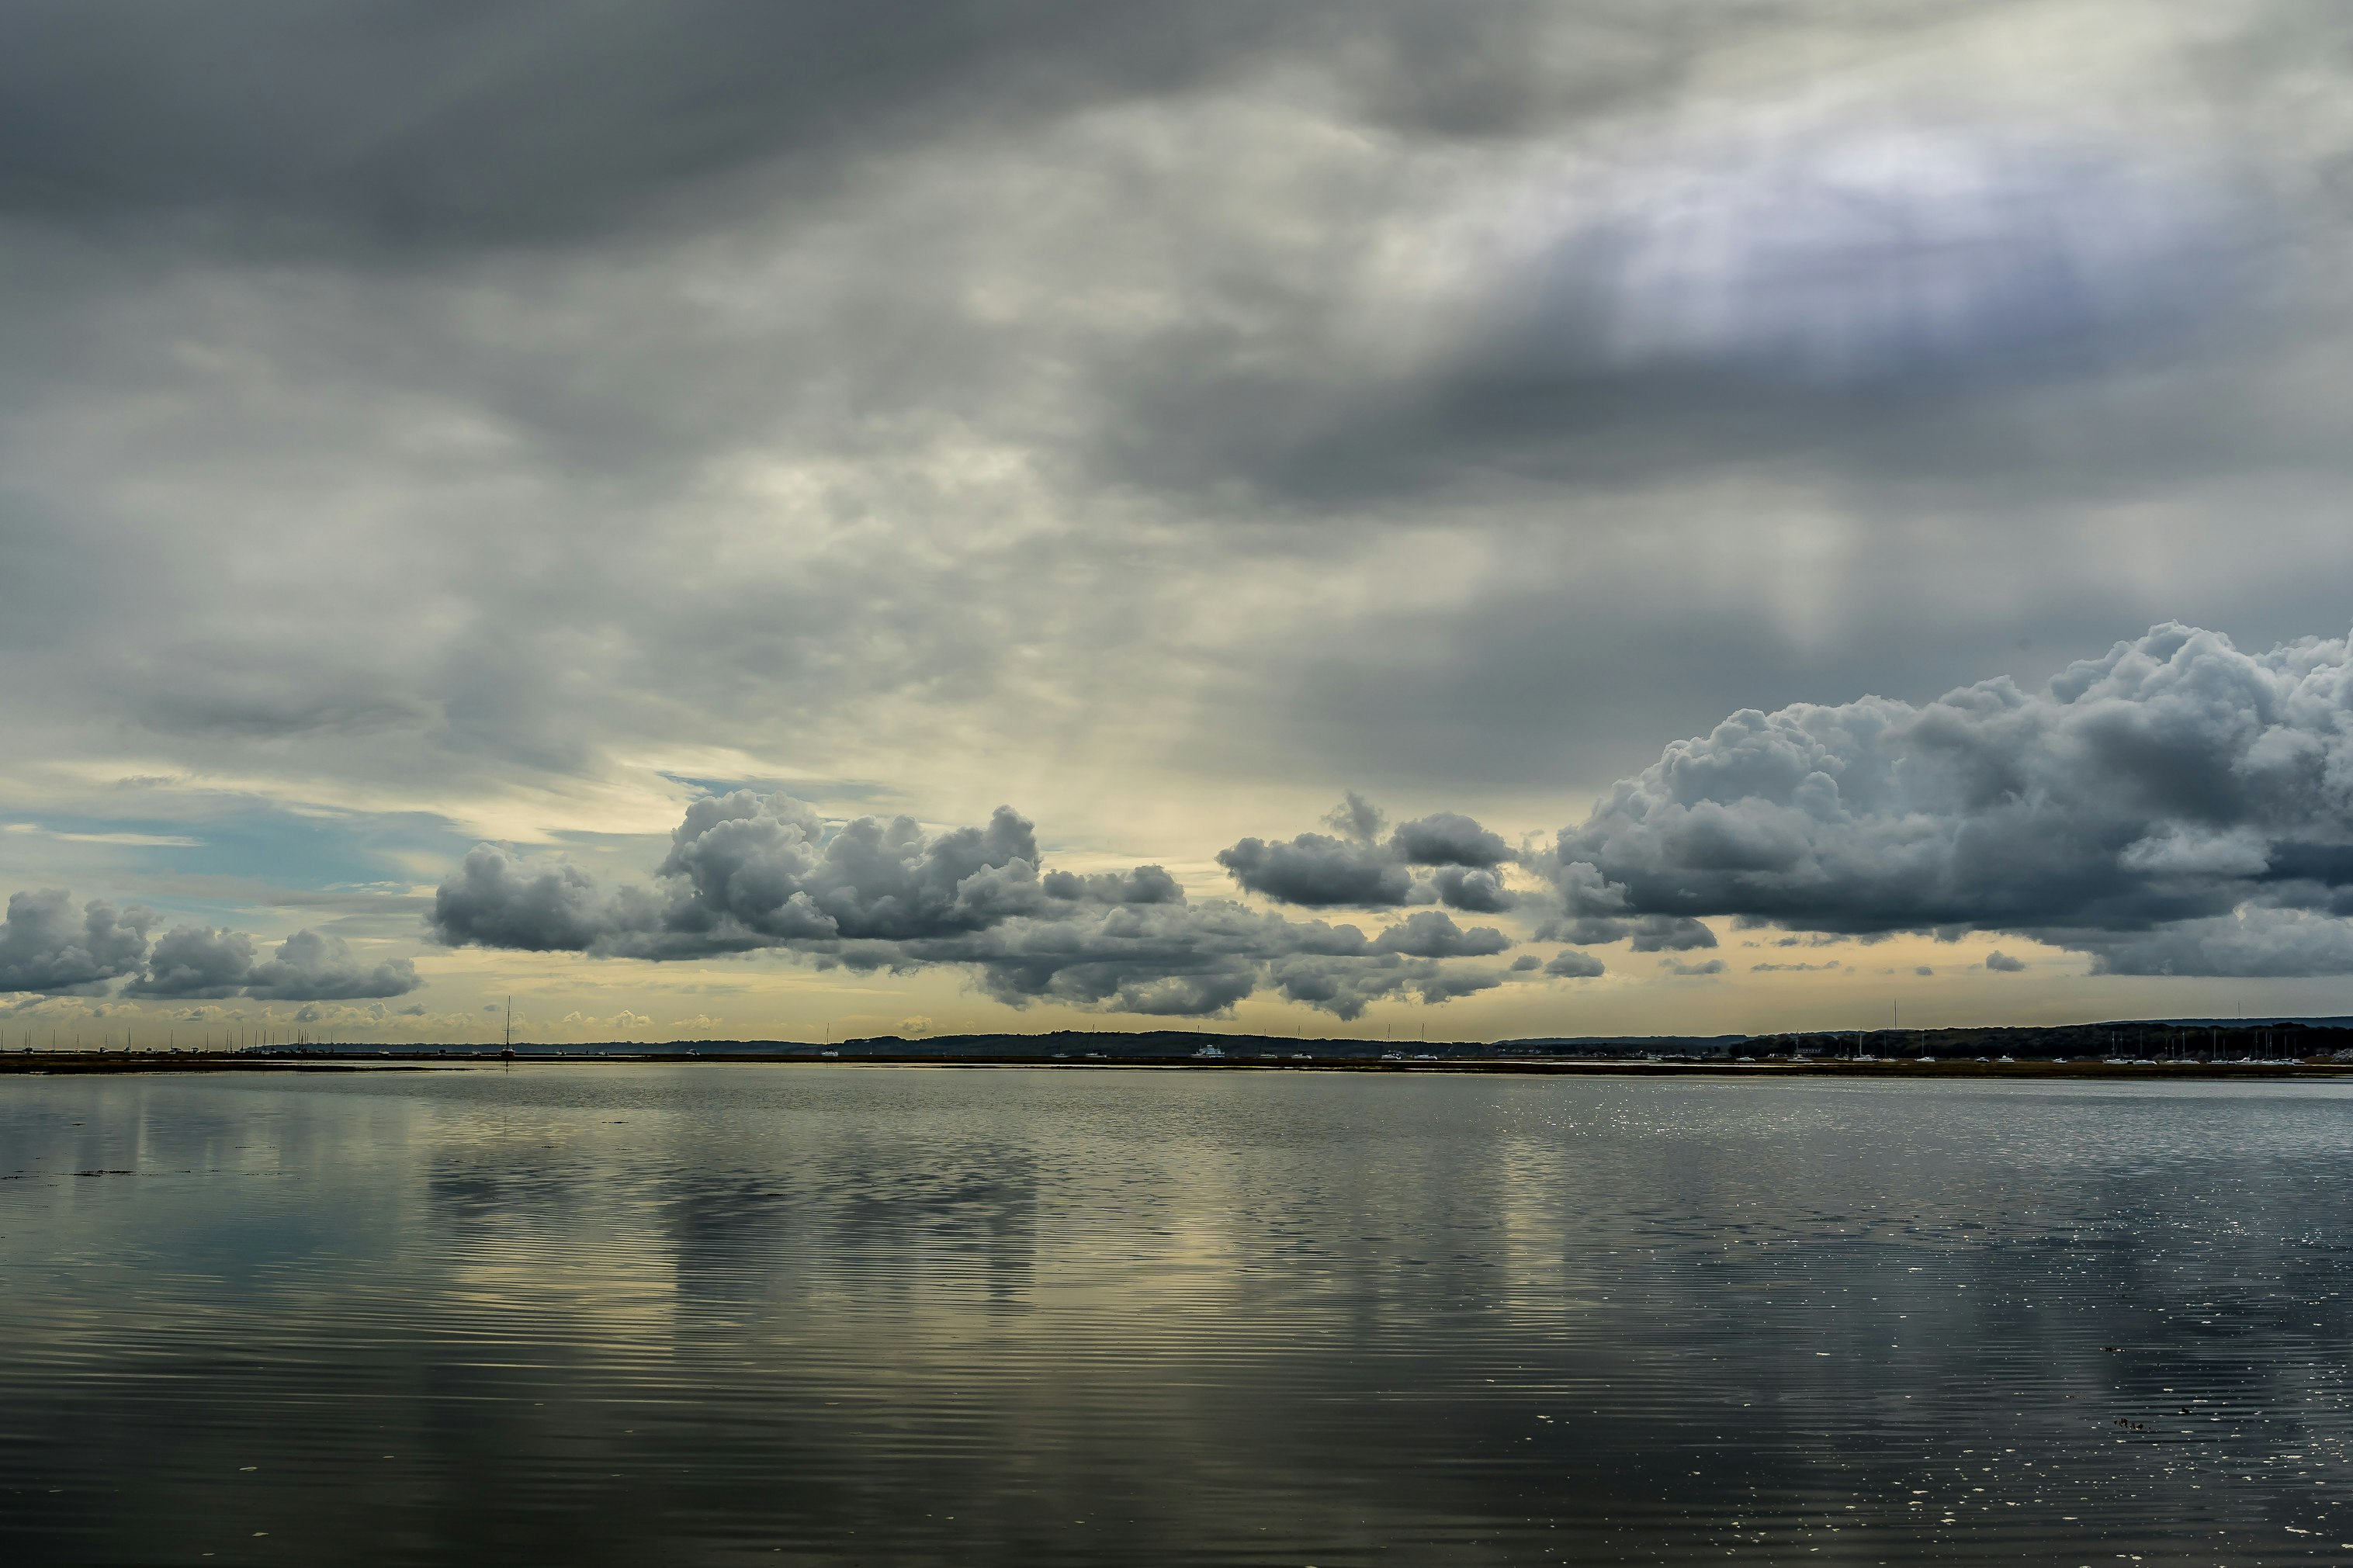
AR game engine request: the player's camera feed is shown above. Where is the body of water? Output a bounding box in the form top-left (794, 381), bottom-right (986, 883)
top-left (3, 1065), bottom-right (2350, 1563)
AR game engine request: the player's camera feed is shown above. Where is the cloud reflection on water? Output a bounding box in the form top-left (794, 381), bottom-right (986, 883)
top-left (3, 1068), bottom-right (2351, 1563)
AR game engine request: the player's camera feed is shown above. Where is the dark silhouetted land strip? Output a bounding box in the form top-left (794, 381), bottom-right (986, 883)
top-left (7, 1018), bottom-right (2353, 1077)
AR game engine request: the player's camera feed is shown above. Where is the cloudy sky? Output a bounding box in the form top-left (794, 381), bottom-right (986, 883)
top-left (8, 1), bottom-right (2353, 1045)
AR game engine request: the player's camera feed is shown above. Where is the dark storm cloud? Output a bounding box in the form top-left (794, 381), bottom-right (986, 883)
top-left (1079, 47), bottom-right (2285, 514)
top-left (2067, 909), bottom-right (2353, 978)
top-left (432, 793), bottom-right (1511, 1017)
top-left (1216, 798), bottom-right (1520, 911)
top-left (0, 1), bottom-right (1244, 247)
top-left (8, 0), bottom-right (2353, 1017)
top-left (0, 891), bottom-right (419, 1000)
top-left (0, 891), bottom-right (153, 993)
top-left (0, 0), bottom-right (1767, 252)
top-left (1045, 4), bottom-right (2344, 800)
top-left (1527, 625), bottom-right (2353, 976)
top-left (12, 1), bottom-right (2224, 521)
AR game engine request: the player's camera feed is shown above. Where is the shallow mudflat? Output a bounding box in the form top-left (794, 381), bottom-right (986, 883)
top-left (4, 1066), bottom-right (2351, 1564)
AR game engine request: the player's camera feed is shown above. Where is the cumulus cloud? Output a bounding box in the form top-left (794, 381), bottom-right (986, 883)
top-left (1984, 950), bottom-right (2026, 972)
top-left (1368, 910), bottom-right (1510, 958)
top-left (433, 792), bottom-right (1510, 1017)
top-left (0, 891), bottom-right (422, 1002)
top-left (127, 925), bottom-right (421, 1001)
top-left (1217, 797), bottom-right (1517, 911)
top-left (244, 930), bottom-right (421, 1001)
top-left (0, 891), bottom-right (154, 993)
top-left (2069, 906), bottom-right (2353, 977)
top-left (1530, 625), bottom-right (2353, 977)
top-left (1542, 949), bottom-right (1605, 979)
top-left (129, 925), bottom-right (255, 999)
top-left (1264, 954), bottom-right (1503, 1020)
top-left (1389, 812), bottom-right (1512, 868)
top-left (1215, 833), bottom-right (1413, 908)
top-left (431, 851), bottom-right (646, 954)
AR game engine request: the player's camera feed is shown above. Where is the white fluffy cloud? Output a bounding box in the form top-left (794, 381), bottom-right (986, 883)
top-left (1538, 625), bottom-right (2353, 975)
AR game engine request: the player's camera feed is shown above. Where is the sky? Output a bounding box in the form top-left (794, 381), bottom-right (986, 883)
top-left (7, 1), bottom-right (2353, 1046)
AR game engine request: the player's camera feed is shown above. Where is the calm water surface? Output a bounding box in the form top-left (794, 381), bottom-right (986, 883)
top-left (3, 1066), bottom-right (2351, 1564)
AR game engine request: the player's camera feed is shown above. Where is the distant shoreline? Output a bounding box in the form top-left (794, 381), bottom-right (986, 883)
top-left (12, 1019), bottom-right (2353, 1078)
top-left (4, 1049), bottom-right (2349, 1081)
